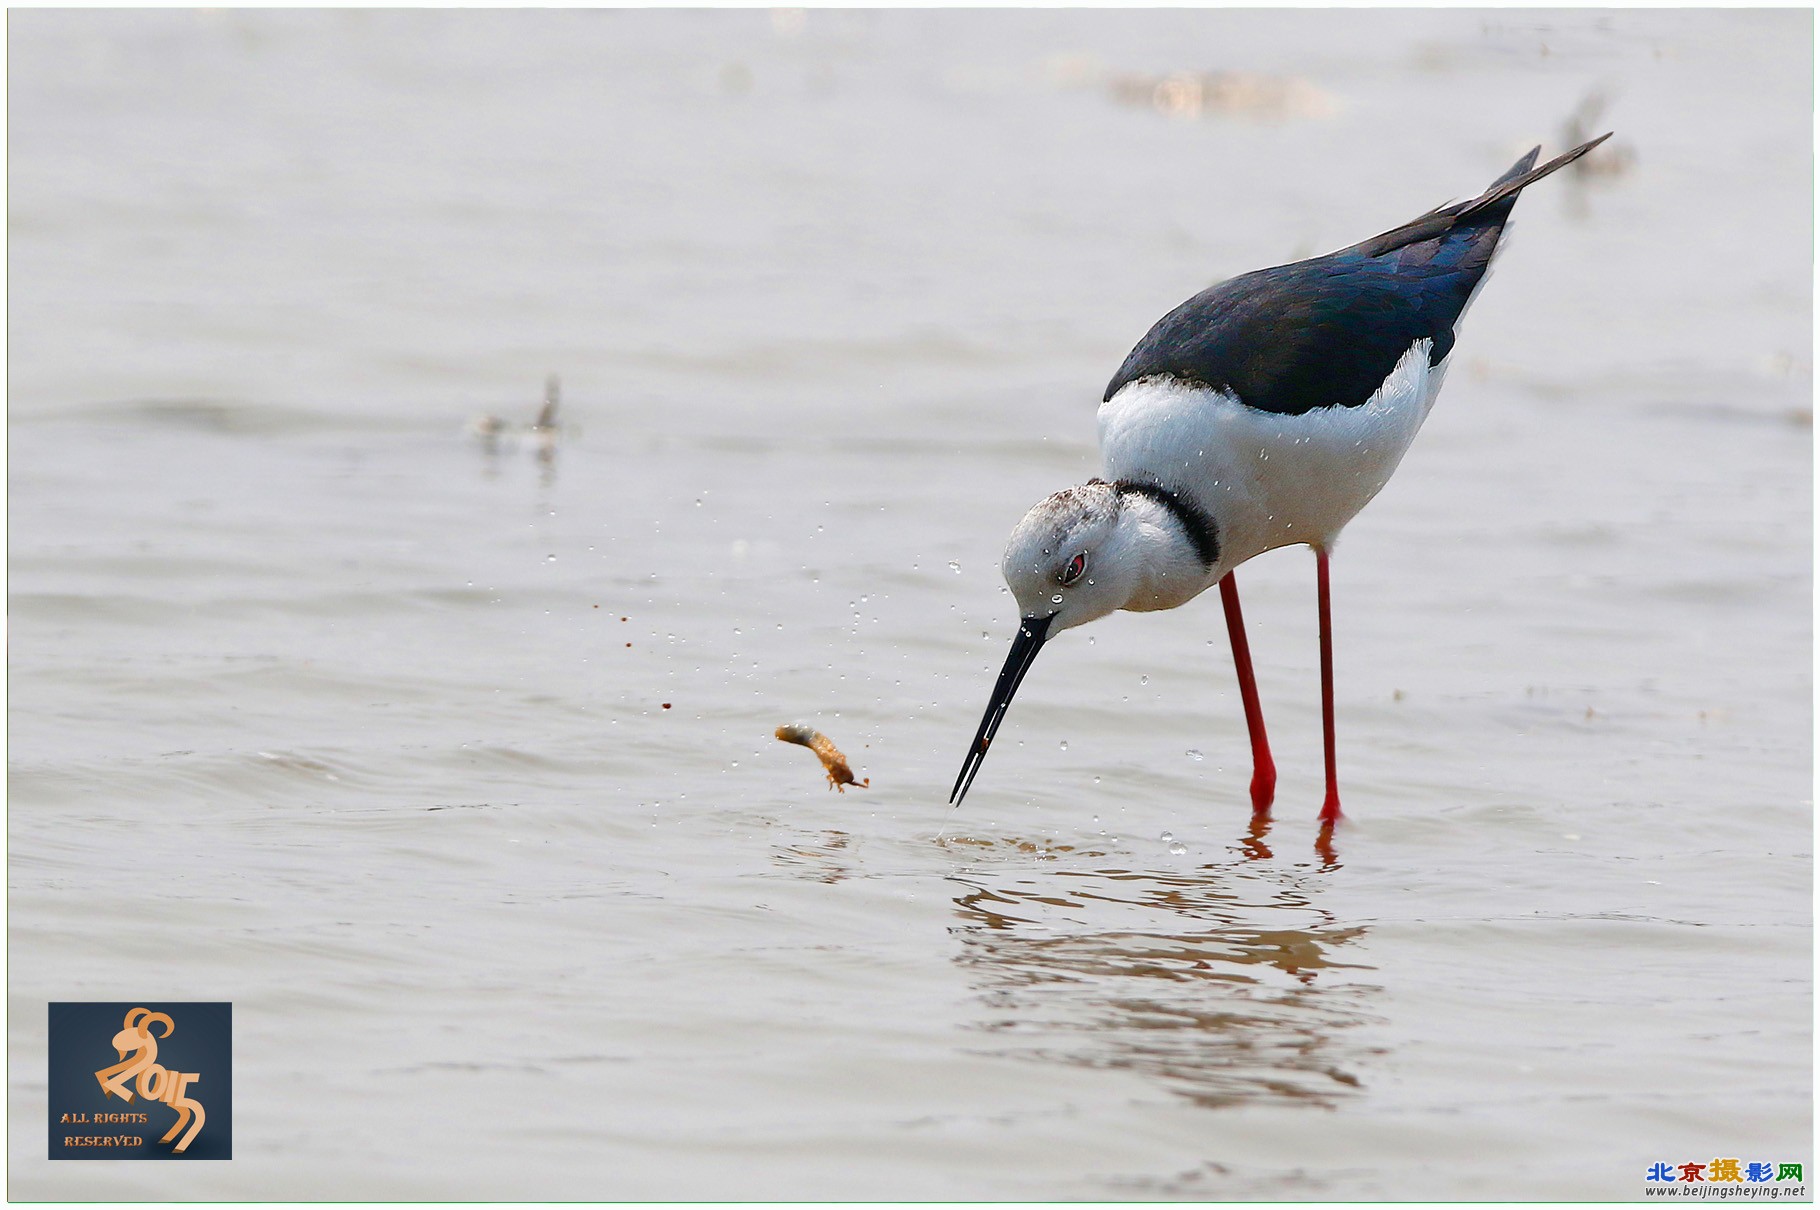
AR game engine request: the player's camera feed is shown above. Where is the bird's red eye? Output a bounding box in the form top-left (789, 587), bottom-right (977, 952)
top-left (1061, 553), bottom-right (1087, 585)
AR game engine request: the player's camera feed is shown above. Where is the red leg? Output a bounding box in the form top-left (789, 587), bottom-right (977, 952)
top-left (1218, 571), bottom-right (1276, 818)
top-left (1317, 548), bottom-right (1343, 824)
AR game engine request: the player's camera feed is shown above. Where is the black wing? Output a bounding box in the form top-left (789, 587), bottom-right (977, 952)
top-left (1104, 135), bottom-right (1610, 415)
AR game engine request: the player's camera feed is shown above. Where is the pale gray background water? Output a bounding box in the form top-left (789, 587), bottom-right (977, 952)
top-left (8, 8), bottom-right (1811, 1200)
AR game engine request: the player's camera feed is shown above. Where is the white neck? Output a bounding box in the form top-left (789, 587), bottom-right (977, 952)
top-left (1110, 490), bottom-right (1219, 612)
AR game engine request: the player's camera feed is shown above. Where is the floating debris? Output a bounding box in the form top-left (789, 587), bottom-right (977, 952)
top-left (467, 373), bottom-right (567, 461)
top-left (1562, 89), bottom-right (1636, 179)
top-left (1105, 70), bottom-right (1338, 121)
top-left (775, 723), bottom-right (868, 792)
top-left (531, 374), bottom-right (560, 434)
top-left (466, 412), bottom-right (509, 452)
top-left (530, 374), bottom-right (561, 468)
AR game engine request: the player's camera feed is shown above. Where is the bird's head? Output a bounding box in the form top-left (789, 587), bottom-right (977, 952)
top-left (952, 480), bottom-right (1172, 806)
top-left (1000, 480), bottom-right (1135, 635)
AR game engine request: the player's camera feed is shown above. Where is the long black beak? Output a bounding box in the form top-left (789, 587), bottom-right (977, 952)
top-left (951, 613), bottom-right (1054, 806)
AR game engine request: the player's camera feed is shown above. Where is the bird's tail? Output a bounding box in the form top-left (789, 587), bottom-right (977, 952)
top-left (1351, 132), bottom-right (1612, 259)
top-left (1459, 131), bottom-right (1612, 220)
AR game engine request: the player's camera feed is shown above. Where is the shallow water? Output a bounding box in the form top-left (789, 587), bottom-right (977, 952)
top-left (7, 8), bottom-right (1812, 1200)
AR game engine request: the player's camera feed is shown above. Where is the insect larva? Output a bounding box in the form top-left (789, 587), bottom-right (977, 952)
top-left (775, 723), bottom-right (869, 792)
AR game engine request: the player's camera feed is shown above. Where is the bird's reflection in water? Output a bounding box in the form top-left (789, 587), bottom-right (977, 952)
top-left (945, 831), bottom-right (1377, 1110)
top-left (1235, 814), bottom-right (1343, 869)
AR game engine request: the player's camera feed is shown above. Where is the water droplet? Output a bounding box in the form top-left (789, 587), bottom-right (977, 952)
top-left (1051, 594), bottom-right (1063, 604)
top-left (1087, 635), bottom-right (1095, 645)
top-left (948, 560), bottom-right (962, 574)
top-left (1168, 841), bottom-right (1188, 856)
top-left (1160, 830), bottom-right (1174, 843)
top-left (545, 554), bottom-right (557, 562)
top-left (1139, 675), bottom-right (1149, 685)
top-left (1186, 749), bottom-right (1204, 761)
top-left (1058, 740), bottom-right (1069, 751)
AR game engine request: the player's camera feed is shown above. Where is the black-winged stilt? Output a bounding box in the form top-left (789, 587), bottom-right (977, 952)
top-left (952, 134), bottom-right (1611, 826)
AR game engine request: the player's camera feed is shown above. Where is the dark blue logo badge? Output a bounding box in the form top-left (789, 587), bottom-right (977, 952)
top-left (48, 1002), bottom-right (232, 1160)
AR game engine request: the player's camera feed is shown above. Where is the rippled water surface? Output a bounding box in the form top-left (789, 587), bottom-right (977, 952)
top-left (8, 8), bottom-right (1811, 1200)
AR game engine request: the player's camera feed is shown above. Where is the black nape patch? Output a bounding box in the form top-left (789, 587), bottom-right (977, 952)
top-left (1115, 480), bottom-right (1219, 568)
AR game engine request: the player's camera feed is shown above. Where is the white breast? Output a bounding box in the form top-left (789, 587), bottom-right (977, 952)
top-left (1097, 340), bottom-right (1445, 569)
